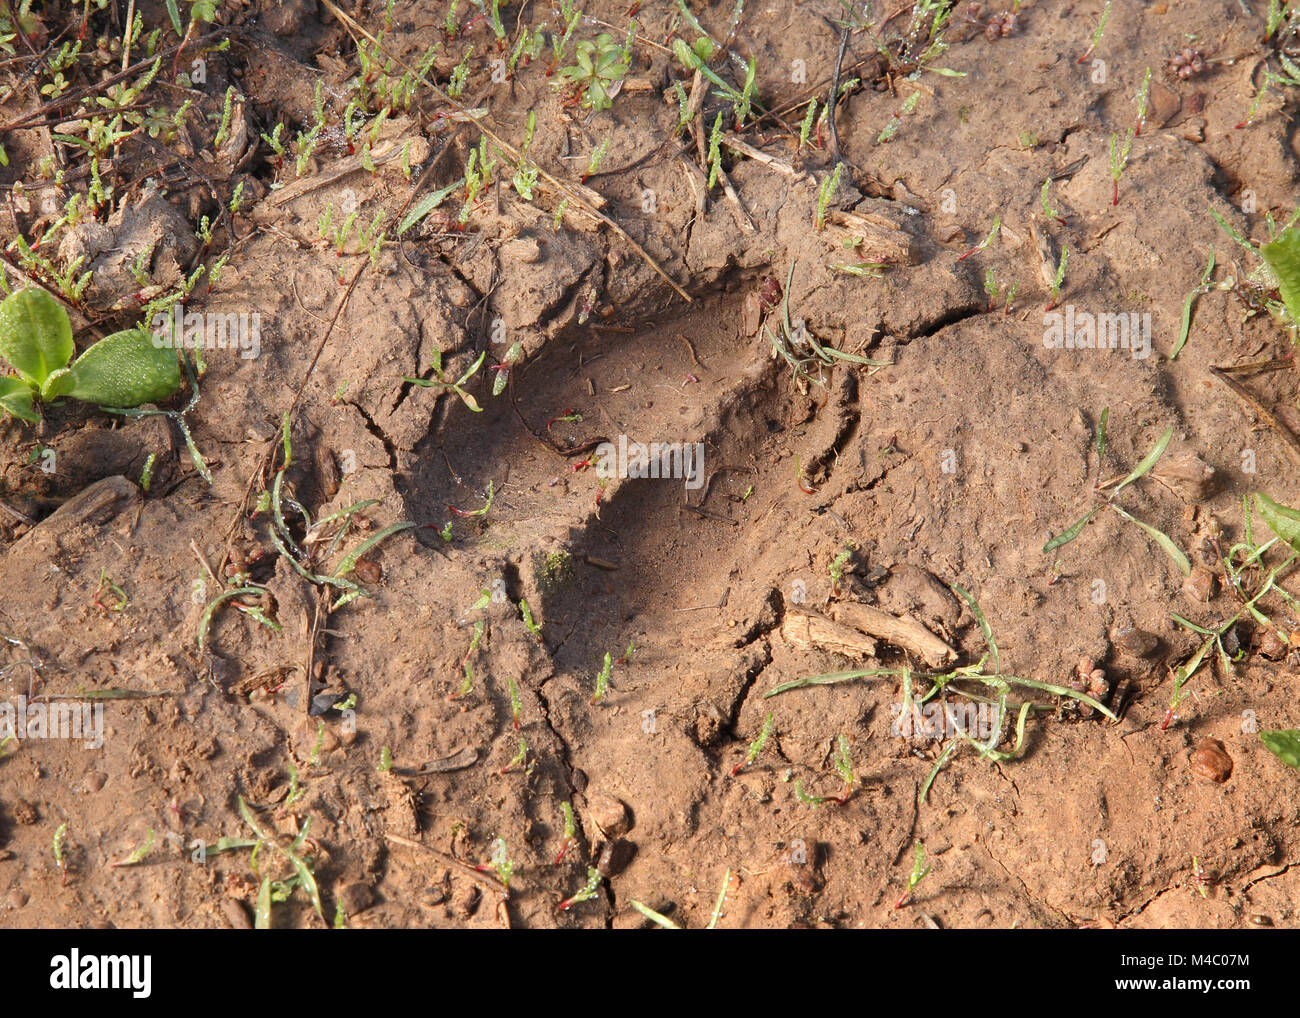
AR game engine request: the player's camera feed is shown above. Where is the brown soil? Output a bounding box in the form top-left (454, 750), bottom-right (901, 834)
top-left (2, 0), bottom-right (1299, 929)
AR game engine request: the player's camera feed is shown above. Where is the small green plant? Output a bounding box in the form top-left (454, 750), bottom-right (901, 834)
top-left (1163, 494), bottom-right (1299, 730)
top-left (1039, 178), bottom-right (1065, 225)
top-left (237, 796), bottom-right (324, 928)
top-left (1043, 423), bottom-right (1188, 574)
top-left (794, 734), bottom-right (856, 806)
top-left (730, 711), bottom-right (774, 776)
top-left (377, 746), bottom-right (393, 771)
top-left (828, 544), bottom-right (854, 597)
top-left (814, 163), bottom-right (843, 230)
top-left (403, 349), bottom-right (487, 412)
top-left (557, 33), bottom-right (630, 111)
top-left (894, 842), bottom-right (931, 908)
top-left (1108, 68), bottom-right (1150, 205)
top-left (982, 269), bottom-right (1019, 314)
top-left (584, 136), bottom-right (611, 181)
top-left (590, 651), bottom-right (614, 705)
top-left (1077, 0), bottom-right (1111, 63)
top-left (957, 215), bottom-right (1000, 262)
top-left (558, 866), bottom-right (602, 911)
top-left (1047, 243), bottom-right (1069, 310)
top-left (0, 289), bottom-right (180, 422)
top-left (554, 801), bottom-right (579, 864)
top-left (109, 828), bottom-right (155, 868)
top-left (765, 262), bottom-right (889, 388)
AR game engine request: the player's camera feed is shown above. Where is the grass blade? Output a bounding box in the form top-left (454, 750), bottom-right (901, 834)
top-left (1109, 505), bottom-right (1190, 575)
top-left (764, 668), bottom-right (898, 698)
top-left (1042, 507), bottom-right (1100, 553)
top-left (1112, 425), bottom-right (1172, 496)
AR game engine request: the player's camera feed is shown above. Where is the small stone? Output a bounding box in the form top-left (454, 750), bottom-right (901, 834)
top-left (1153, 451), bottom-right (1217, 502)
top-left (596, 838), bottom-right (636, 877)
top-left (219, 897), bottom-right (252, 930)
top-left (83, 771), bottom-right (108, 793)
top-left (352, 558), bottom-right (382, 585)
top-left (587, 793), bottom-right (631, 838)
top-left (1184, 566), bottom-right (1218, 603)
top-left (1188, 738), bottom-right (1233, 783)
top-left (6, 888), bottom-right (29, 910)
top-left (338, 882), bottom-right (377, 916)
top-left (1259, 629), bottom-right (1289, 661)
top-left (1116, 628), bottom-right (1160, 659)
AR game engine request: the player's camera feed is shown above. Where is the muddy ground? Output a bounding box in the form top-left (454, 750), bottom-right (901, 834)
top-left (1, 0), bottom-right (1300, 929)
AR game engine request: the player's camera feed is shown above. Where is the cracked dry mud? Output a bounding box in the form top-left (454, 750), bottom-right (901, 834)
top-left (2, 0), bottom-right (1300, 929)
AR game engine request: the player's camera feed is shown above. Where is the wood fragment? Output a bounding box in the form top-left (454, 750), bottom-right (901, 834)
top-left (1210, 366), bottom-right (1300, 466)
top-left (830, 602), bottom-right (956, 668)
top-left (780, 609), bottom-right (878, 658)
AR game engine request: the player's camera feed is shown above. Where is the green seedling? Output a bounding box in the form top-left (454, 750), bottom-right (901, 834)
top-left (1164, 494), bottom-right (1299, 729)
top-left (93, 569), bottom-right (129, 613)
top-left (1047, 243), bottom-right (1069, 310)
top-left (237, 796), bottom-right (324, 928)
top-left (377, 746), bottom-right (393, 771)
top-left (397, 178), bottom-right (465, 236)
top-left (584, 137), bottom-right (611, 182)
top-left (815, 163), bottom-right (843, 230)
top-left (519, 597), bottom-right (543, 641)
top-left (590, 651), bottom-right (614, 705)
top-left (800, 98), bottom-right (820, 148)
top-left (730, 711), bottom-right (774, 776)
top-left (829, 544), bottom-right (855, 597)
top-left (499, 737), bottom-right (528, 775)
top-left (1170, 247), bottom-right (1217, 359)
top-left (1096, 407), bottom-right (1109, 462)
top-left (403, 348), bottom-right (487, 412)
top-left (558, 867), bottom-right (602, 911)
top-left (1077, 0), bottom-right (1111, 63)
top-left (0, 288), bottom-right (180, 423)
top-left (1044, 423), bottom-right (1188, 575)
top-left (475, 838), bottom-right (514, 889)
top-left (507, 675), bottom-right (524, 729)
top-left (765, 262), bottom-right (890, 388)
top-left (795, 734), bottom-right (856, 806)
top-left (982, 269), bottom-right (1019, 314)
top-left (109, 828), bottom-right (155, 868)
top-left (707, 112), bottom-right (724, 190)
top-left (767, 585), bottom-right (1117, 801)
top-left (1039, 178), bottom-right (1066, 225)
top-left (454, 619), bottom-right (486, 698)
top-left (957, 215), bottom-right (1000, 262)
top-left (555, 801), bottom-right (579, 864)
top-left (557, 33), bottom-right (630, 111)
top-left (894, 842), bottom-right (931, 908)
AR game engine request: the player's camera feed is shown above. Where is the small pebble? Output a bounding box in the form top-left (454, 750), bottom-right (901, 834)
top-left (1189, 738), bottom-right (1233, 783)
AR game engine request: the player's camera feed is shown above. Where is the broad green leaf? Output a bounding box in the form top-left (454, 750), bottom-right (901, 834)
top-left (1255, 492), bottom-right (1300, 550)
top-left (1260, 729), bottom-right (1300, 770)
top-left (0, 288), bottom-right (74, 388)
top-left (396, 178), bottom-right (464, 236)
top-left (0, 375), bottom-right (37, 422)
top-left (64, 328), bottom-right (180, 408)
top-left (1259, 226), bottom-right (1300, 330)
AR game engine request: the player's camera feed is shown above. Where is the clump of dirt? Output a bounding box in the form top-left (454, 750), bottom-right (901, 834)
top-left (1, 0), bottom-right (1299, 930)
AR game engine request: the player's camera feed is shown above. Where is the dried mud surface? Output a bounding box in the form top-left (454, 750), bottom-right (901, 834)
top-left (2, 0), bottom-right (1300, 929)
